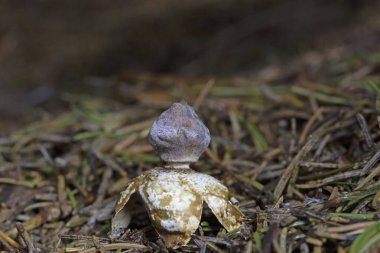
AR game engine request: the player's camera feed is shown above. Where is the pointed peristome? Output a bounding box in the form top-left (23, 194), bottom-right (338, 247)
top-left (148, 102), bottom-right (210, 163)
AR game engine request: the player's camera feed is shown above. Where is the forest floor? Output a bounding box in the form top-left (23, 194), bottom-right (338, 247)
top-left (1, 46), bottom-right (380, 252)
top-left (1, 3), bottom-right (380, 251)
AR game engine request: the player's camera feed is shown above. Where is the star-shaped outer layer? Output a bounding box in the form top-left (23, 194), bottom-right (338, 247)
top-left (112, 167), bottom-right (243, 248)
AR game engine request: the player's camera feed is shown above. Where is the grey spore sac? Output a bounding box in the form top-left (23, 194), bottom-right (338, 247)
top-left (148, 101), bottom-right (211, 163)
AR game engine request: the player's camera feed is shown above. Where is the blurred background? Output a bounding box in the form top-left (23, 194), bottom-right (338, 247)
top-left (1, 0), bottom-right (380, 129)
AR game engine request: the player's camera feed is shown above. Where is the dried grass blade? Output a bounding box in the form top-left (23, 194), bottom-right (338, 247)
top-left (274, 135), bottom-right (318, 199)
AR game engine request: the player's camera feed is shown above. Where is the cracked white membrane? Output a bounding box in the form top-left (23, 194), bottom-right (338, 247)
top-left (112, 102), bottom-right (243, 248)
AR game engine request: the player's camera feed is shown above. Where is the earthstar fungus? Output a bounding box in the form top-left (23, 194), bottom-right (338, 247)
top-left (112, 101), bottom-right (243, 247)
